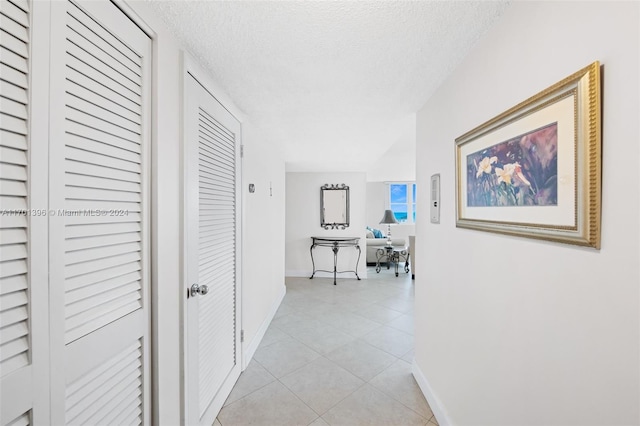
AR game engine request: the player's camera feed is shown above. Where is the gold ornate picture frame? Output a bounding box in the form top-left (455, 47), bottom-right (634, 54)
top-left (455, 62), bottom-right (601, 248)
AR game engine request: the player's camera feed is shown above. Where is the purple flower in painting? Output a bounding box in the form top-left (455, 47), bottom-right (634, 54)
top-left (518, 124), bottom-right (558, 206)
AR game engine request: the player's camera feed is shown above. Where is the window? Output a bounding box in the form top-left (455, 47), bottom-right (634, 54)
top-left (412, 183), bottom-right (417, 222)
top-left (389, 183), bottom-right (416, 223)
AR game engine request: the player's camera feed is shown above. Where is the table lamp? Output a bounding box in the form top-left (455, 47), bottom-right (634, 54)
top-left (379, 209), bottom-right (399, 247)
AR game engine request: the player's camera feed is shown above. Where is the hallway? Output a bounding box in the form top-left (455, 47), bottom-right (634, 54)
top-left (216, 267), bottom-right (437, 425)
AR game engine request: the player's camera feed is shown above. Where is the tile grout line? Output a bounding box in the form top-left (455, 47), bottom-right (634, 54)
top-left (368, 382), bottom-right (431, 422)
top-left (227, 271), bottom-right (418, 425)
top-left (310, 377), bottom-right (370, 420)
top-left (270, 322), bottom-right (412, 421)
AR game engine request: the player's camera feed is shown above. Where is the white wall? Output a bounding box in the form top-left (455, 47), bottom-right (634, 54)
top-left (241, 122), bottom-right (286, 362)
top-left (414, 2), bottom-right (639, 426)
top-left (122, 2), bottom-right (286, 423)
top-left (366, 114), bottom-right (416, 182)
top-left (366, 182), bottom-right (415, 244)
top-left (286, 172), bottom-right (367, 279)
top-left (365, 182), bottom-right (387, 227)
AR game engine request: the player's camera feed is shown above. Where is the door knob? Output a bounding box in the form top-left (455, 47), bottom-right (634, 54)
top-left (190, 283), bottom-right (209, 297)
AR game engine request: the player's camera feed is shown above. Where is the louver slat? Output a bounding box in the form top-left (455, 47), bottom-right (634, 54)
top-left (0, 130), bottom-right (26, 152)
top-left (65, 222), bottom-right (141, 239)
top-left (65, 103), bottom-right (141, 146)
top-left (66, 160), bottom-right (141, 185)
top-left (0, 80), bottom-right (27, 105)
top-left (5, 410), bottom-right (30, 426)
top-left (199, 137), bottom-right (234, 162)
top-left (65, 341), bottom-right (143, 426)
top-left (65, 79), bottom-right (141, 125)
top-left (65, 261), bottom-right (141, 293)
top-left (66, 2), bottom-right (142, 71)
top-left (65, 271), bottom-right (141, 305)
top-left (199, 110), bottom-right (234, 139)
top-left (66, 92), bottom-right (141, 135)
top-left (65, 251), bottom-right (141, 279)
top-left (0, 321), bottom-right (28, 345)
top-left (0, 335), bottom-right (28, 360)
top-left (199, 143), bottom-right (234, 169)
top-left (0, 0), bottom-right (30, 380)
top-left (66, 172), bottom-right (141, 193)
top-left (65, 231), bottom-right (141, 252)
top-left (66, 186), bottom-right (141, 203)
top-left (66, 124), bottom-right (141, 159)
top-left (7, 0), bottom-right (29, 14)
top-left (0, 146), bottom-right (27, 165)
top-left (0, 46), bottom-right (26, 74)
top-left (65, 67), bottom-right (141, 116)
top-left (66, 242), bottom-right (141, 266)
top-left (65, 40), bottom-right (141, 97)
top-left (65, 295), bottom-right (141, 343)
top-left (108, 399), bottom-right (142, 425)
top-left (0, 14), bottom-right (28, 44)
top-left (0, 27), bottom-right (28, 58)
top-left (0, 1), bottom-right (28, 27)
top-left (62, 2), bottom-right (144, 347)
top-left (65, 146), bottom-right (141, 175)
top-left (0, 63), bottom-right (28, 90)
top-left (197, 107), bottom-right (237, 415)
top-left (1, 96), bottom-right (28, 121)
top-left (65, 51), bottom-right (140, 107)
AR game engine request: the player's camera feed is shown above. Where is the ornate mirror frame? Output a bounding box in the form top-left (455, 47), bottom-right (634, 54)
top-left (320, 184), bottom-right (350, 229)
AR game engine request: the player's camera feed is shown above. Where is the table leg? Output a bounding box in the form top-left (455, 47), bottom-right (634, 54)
top-left (393, 252), bottom-right (399, 277)
top-left (332, 243), bottom-right (339, 285)
top-left (309, 243), bottom-right (317, 279)
top-left (354, 244), bottom-right (361, 280)
top-left (375, 248), bottom-right (383, 273)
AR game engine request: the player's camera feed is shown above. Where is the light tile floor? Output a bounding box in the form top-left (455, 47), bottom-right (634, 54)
top-left (217, 266), bottom-right (438, 426)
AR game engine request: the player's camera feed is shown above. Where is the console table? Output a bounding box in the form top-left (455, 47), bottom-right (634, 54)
top-left (309, 236), bottom-right (361, 285)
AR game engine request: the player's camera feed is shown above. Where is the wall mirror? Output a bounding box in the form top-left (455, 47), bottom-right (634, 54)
top-left (321, 184), bottom-right (350, 229)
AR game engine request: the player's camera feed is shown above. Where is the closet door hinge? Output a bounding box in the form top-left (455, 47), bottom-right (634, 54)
top-left (240, 330), bottom-right (244, 342)
top-left (240, 145), bottom-right (244, 158)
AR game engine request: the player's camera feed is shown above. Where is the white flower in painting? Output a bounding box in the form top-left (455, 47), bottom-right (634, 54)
top-left (495, 163), bottom-right (517, 185)
top-left (513, 162), bottom-right (532, 187)
top-left (476, 156), bottom-right (498, 178)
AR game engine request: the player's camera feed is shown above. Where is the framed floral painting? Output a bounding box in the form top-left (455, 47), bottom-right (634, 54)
top-left (455, 62), bottom-right (601, 248)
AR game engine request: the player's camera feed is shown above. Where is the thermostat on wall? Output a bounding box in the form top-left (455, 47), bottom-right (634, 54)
top-left (430, 174), bottom-right (440, 224)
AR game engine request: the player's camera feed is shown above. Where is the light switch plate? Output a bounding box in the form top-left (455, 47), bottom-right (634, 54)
top-left (430, 174), bottom-right (440, 224)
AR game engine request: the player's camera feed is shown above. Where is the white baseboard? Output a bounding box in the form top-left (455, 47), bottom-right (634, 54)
top-left (286, 270), bottom-right (346, 279)
top-left (412, 360), bottom-right (452, 426)
top-left (242, 285), bottom-right (286, 369)
top-left (285, 269), bottom-right (312, 278)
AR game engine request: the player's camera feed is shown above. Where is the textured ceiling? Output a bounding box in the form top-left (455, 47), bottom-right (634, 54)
top-left (145, 0), bottom-right (510, 173)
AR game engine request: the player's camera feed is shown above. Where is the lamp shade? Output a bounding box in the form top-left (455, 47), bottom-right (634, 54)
top-left (379, 209), bottom-right (399, 224)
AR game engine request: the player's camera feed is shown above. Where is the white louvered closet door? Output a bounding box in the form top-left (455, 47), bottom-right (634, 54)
top-left (0, 0), bottom-right (49, 424)
top-left (48, 1), bottom-right (151, 425)
top-left (185, 73), bottom-right (242, 426)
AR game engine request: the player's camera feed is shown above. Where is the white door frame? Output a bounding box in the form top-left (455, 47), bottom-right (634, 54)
top-left (180, 52), bottom-right (244, 425)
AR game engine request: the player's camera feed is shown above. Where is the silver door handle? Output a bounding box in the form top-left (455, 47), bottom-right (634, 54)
top-left (190, 283), bottom-right (209, 297)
